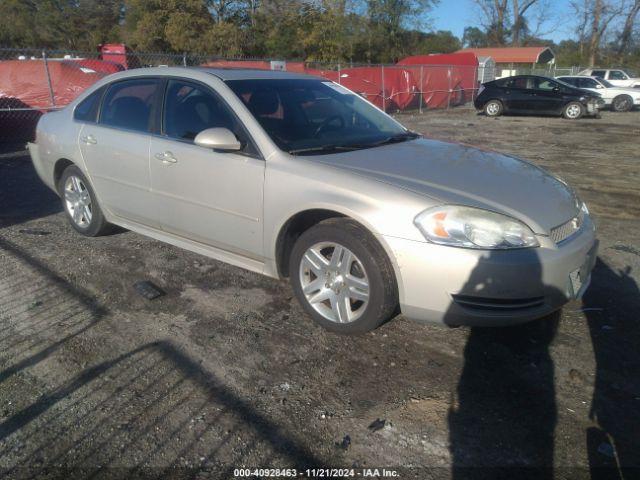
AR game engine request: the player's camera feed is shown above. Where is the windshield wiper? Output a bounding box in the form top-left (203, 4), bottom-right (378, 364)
top-left (344, 131), bottom-right (421, 150)
top-left (368, 131), bottom-right (421, 147)
top-left (288, 144), bottom-right (362, 155)
top-left (288, 131), bottom-right (421, 155)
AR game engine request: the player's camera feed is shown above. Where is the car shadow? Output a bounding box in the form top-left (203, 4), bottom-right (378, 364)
top-left (0, 149), bottom-right (61, 228)
top-left (0, 238), bottom-right (326, 477)
top-left (447, 248), bottom-right (563, 479)
top-left (583, 259), bottom-right (640, 480)
top-left (447, 249), bottom-right (640, 478)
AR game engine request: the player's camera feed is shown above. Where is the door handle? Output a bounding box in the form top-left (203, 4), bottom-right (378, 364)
top-left (154, 151), bottom-right (178, 164)
top-left (80, 134), bottom-right (97, 145)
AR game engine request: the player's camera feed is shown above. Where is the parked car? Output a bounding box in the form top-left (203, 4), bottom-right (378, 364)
top-left (577, 68), bottom-right (640, 88)
top-left (475, 75), bottom-right (603, 119)
top-left (557, 75), bottom-right (640, 112)
top-left (28, 68), bottom-right (597, 334)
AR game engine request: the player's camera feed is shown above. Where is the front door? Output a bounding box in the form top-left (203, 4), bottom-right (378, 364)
top-left (149, 79), bottom-right (265, 259)
top-left (78, 78), bottom-right (162, 225)
top-left (532, 78), bottom-right (565, 114)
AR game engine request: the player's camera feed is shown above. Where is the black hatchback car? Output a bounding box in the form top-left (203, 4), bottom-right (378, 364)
top-left (474, 75), bottom-right (603, 119)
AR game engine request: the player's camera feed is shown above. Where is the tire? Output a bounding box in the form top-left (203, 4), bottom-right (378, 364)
top-left (289, 218), bottom-right (398, 334)
top-left (58, 165), bottom-right (111, 236)
top-left (484, 99), bottom-right (503, 117)
top-left (563, 102), bottom-right (584, 120)
top-left (612, 94), bottom-right (633, 112)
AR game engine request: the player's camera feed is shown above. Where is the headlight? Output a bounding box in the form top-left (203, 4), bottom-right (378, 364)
top-left (580, 200), bottom-right (589, 215)
top-left (414, 205), bottom-right (539, 249)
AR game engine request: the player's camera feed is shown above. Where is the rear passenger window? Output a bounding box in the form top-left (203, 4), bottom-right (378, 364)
top-left (506, 77), bottom-right (530, 89)
top-left (100, 79), bottom-right (160, 133)
top-left (74, 87), bottom-right (104, 123)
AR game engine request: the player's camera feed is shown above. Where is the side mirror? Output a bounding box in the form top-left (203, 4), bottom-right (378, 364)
top-left (553, 86), bottom-right (560, 92)
top-left (194, 128), bottom-right (241, 152)
top-left (596, 84), bottom-right (604, 89)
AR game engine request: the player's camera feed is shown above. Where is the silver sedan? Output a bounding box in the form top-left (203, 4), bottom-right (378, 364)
top-left (28, 67), bottom-right (597, 334)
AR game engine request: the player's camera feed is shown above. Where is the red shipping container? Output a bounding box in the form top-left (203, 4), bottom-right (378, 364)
top-left (398, 53), bottom-right (478, 108)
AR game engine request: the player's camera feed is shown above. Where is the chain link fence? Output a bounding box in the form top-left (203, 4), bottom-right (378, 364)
top-left (0, 47), bottom-right (584, 142)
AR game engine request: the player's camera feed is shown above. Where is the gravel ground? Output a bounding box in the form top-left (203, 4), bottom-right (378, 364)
top-left (0, 108), bottom-right (639, 479)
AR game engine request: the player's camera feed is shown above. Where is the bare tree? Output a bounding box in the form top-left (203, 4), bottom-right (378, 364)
top-left (472, 0), bottom-right (509, 45)
top-left (511, 0), bottom-right (539, 45)
top-left (588, 0), bottom-right (626, 65)
top-left (571, 0), bottom-right (591, 57)
top-left (617, 0), bottom-right (640, 59)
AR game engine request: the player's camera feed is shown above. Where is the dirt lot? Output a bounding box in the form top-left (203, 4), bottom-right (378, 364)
top-left (1, 108), bottom-right (639, 479)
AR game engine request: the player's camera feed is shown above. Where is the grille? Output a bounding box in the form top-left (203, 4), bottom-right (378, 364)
top-left (550, 210), bottom-right (584, 244)
top-left (452, 294), bottom-right (545, 312)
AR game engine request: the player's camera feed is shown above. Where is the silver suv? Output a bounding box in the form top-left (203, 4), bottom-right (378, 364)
top-left (29, 67), bottom-right (597, 334)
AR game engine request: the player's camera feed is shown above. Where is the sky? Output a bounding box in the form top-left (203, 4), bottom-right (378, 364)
top-left (430, 0), bottom-right (576, 44)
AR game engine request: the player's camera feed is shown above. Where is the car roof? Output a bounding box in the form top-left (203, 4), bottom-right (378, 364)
top-left (94, 66), bottom-right (324, 83)
top-left (558, 75), bottom-right (599, 79)
top-left (197, 67), bottom-right (321, 81)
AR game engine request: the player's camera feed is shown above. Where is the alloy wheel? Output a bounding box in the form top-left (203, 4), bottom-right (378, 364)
top-left (486, 102), bottom-right (500, 115)
top-left (566, 104), bottom-right (582, 119)
top-left (614, 97), bottom-right (631, 112)
top-left (64, 175), bottom-right (92, 228)
top-left (298, 242), bottom-right (370, 324)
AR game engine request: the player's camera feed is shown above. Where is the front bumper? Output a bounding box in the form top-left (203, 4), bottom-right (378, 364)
top-left (381, 216), bottom-right (597, 327)
top-left (587, 98), bottom-right (605, 114)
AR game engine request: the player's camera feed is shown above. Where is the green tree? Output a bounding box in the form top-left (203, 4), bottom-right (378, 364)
top-left (462, 26), bottom-right (488, 48)
top-left (0, 0), bottom-right (40, 48)
top-left (124, 0), bottom-right (225, 53)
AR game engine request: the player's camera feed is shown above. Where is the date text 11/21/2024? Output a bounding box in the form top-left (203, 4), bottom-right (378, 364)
top-left (233, 468), bottom-right (400, 477)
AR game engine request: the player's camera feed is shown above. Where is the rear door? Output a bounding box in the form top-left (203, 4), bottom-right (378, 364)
top-left (148, 78), bottom-right (265, 258)
top-left (78, 78), bottom-right (162, 225)
top-left (502, 77), bottom-right (537, 112)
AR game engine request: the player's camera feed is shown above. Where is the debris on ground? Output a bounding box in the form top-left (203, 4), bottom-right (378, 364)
top-left (133, 280), bottom-right (166, 300)
top-left (368, 418), bottom-right (386, 432)
top-left (19, 228), bottom-right (51, 236)
top-left (597, 442), bottom-right (615, 458)
top-left (337, 435), bottom-right (351, 450)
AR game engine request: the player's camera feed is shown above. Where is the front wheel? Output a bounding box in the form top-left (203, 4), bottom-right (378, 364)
top-left (612, 95), bottom-right (633, 112)
top-left (289, 218), bottom-right (398, 334)
top-left (563, 102), bottom-right (584, 120)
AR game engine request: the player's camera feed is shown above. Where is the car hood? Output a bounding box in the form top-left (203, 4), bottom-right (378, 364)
top-left (613, 86), bottom-right (640, 96)
top-left (314, 138), bottom-right (579, 233)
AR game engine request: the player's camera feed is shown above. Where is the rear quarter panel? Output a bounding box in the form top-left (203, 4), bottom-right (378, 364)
top-left (31, 108), bottom-right (83, 192)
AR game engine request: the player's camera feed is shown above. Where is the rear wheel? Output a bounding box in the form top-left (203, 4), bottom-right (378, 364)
top-left (58, 165), bottom-right (111, 236)
top-left (484, 99), bottom-right (503, 117)
top-left (289, 218), bottom-right (398, 334)
top-left (563, 102), bottom-right (584, 120)
top-left (612, 94), bottom-right (633, 112)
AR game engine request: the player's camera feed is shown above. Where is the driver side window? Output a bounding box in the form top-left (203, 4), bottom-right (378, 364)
top-left (534, 78), bottom-right (558, 91)
top-left (609, 70), bottom-right (627, 80)
top-left (163, 79), bottom-right (257, 156)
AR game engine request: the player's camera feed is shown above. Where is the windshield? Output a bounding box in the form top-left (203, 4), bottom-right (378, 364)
top-left (599, 78), bottom-right (615, 88)
top-left (225, 78), bottom-right (412, 155)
